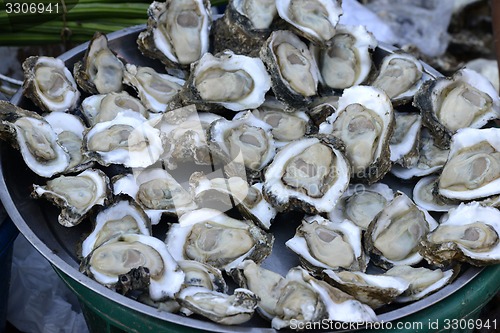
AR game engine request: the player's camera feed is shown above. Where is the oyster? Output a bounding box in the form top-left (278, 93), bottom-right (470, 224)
top-left (413, 175), bottom-right (458, 213)
top-left (165, 208), bottom-right (273, 270)
top-left (189, 172), bottom-right (277, 230)
top-left (156, 105), bottom-right (221, 169)
top-left (438, 128), bottom-right (500, 201)
top-left (0, 101), bottom-right (70, 178)
top-left (178, 260), bottom-right (227, 293)
top-left (81, 196), bottom-right (152, 258)
top-left (263, 136), bottom-right (350, 214)
top-left (175, 51), bottom-right (271, 111)
top-left (73, 32), bottom-right (124, 94)
top-left (323, 270), bottom-right (409, 309)
top-left (310, 24), bottom-right (377, 90)
top-left (123, 64), bottom-right (185, 113)
top-left (390, 111), bottom-right (422, 167)
top-left (212, 0), bottom-right (277, 56)
top-left (112, 167), bottom-right (197, 225)
top-left (276, 0), bottom-right (342, 45)
top-left (208, 111), bottom-right (275, 180)
top-left (370, 51), bottom-right (428, 105)
top-left (385, 265), bottom-right (455, 303)
top-left (22, 56), bottom-right (80, 112)
top-left (137, 0), bottom-right (211, 68)
top-left (420, 202), bottom-right (500, 266)
top-left (32, 168), bottom-right (111, 227)
top-left (285, 215), bottom-right (367, 273)
top-left (44, 112), bottom-right (92, 173)
top-left (176, 287), bottom-right (258, 325)
top-left (319, 85), bottom-right (394, 184)
top-left (329, 183), bottom-right (394, 230)
top-left (391, 128), bottom-right (449, 180)
top-left (365, 192), bottom-right (438, 269)
top-left (81, 92), bottom-right (148, 127)
top-left (260, 30), bottom-right (320, 108)
top-left (414, 68), bottom-right (500, 148)
top-left (81, 234), bottom-right (185, 301)
top-left (84, 111), bottom-right (163, 168)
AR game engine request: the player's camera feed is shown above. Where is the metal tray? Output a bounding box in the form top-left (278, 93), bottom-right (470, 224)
top-left (0, 25), bottom-right (483, 332)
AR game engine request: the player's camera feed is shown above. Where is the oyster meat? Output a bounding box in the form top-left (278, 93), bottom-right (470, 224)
top-left (22, 56), bottom-right (80, 112)
top-left (32, 168), bottom-right (111, 227)
top-left (263, 136), bottom-right (350, 214)
top-left (319, 85), bottom-right (394, 183)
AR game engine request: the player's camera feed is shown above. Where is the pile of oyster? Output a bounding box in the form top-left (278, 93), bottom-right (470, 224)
top-left (1, 0), bottom-right (500, 329)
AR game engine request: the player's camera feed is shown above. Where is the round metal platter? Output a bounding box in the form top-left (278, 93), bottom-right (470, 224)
top-left (0, 25), bottom-right (483, 332)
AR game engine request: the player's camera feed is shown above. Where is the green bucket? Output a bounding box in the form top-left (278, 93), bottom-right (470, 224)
top-left (54, 264), bottom-right (500, 333)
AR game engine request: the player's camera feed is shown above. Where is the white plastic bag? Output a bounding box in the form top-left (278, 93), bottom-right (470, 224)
top-left (8, 236), bottom-right (89, 333)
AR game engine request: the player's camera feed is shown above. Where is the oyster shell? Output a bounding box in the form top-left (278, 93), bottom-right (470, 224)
top-left (319, 85), bottom-right (394, 184)
top-left (307, 95), bottom-right (339, 127)
top-left (0, 101), bottom-right (70, 177)
top-left (32, 168), bottom-right (111, 227)
top-left (438, 128), bottom-right (500, 201)
top-left (179, 260), bottom-right (227, 293)
top-left (81, 92), bottom-right (148, 127)
top-left (212, 0), bottom-right (277, 56)
top-left (22, 56), bottom-right (80, 112)
top-left (420, 202), bottom-right (500, 266)
top-left (385, 265), bottom-right (455, 303)
top-left (177, 50), bottom-right (271, 111)
top-left (276, 0), bottom-right (342, 45)
top-left (390, 111), bottom-right (422, 167)
top-left (156, 105), bottom-right (221, 169)
top-left (260, 30), bottom-right (320, 108)
top-left (165, 208), bottom-right (273, 270)
top-left (81, 233), bottom-right (185, 301)
top-left (310, 24), bottom-right (377, 90)
top-left (137, 0), bottom-right (211, 68)
top-left (365, 192), bottom-right (438, 269)
top-left (112, 167), bottom-right (197, 225)
top-left (208, 111), bottom-right (275, 180)
top-left (329, 183), bottom-right (394, 230)
top-left (73, 32), bottom-right (124, 94)
top-left (44, 112), bottom-right (93, 173)
top-left (81, 196), bottom-right (152, 258)
top-left (263, 136), bottom-right (350, 214)
top-left (414, 68), bottom-right (500, 149)
top-left (123, 64), bottom-right (185, 113)
top-left (370, 51), bottom-right (428, 105)
top-left (176, 287), bottom-right (258, 325)
top-left (413, 175), bottom-right (458, 212)
top-left (323, 269), bottom-right (409, 309)
top-left (84, 111), bottom-right (163, 168)
top-left (285, 215), bottom-right (367, 273)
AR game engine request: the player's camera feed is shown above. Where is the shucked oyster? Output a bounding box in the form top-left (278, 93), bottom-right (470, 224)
top-left (310, 24), bottom-right (377, 90)
top-left (74, 32), bottom-right (124, 94)
top-left (81, 92), bottom-right (148, 127)
top-left (438, 128), bottom-right (500, 200)
top-left (166, 208), bottom-right (273, 270)
top-left (390, 111), bottom-right (422, 167)
top-left (414, 68), bottom-right (500, 149)
top-left (413, 175), bottom-right (458, 213)
top-left (22, 56), bottom-right (80, 112)
top-left (420, 202), bottom-right (500, 266)
top-left (176, 51), bottom-right (271, 111)
top-left (263, 136), bottom-right (350, 214)
top-left (319, 85), bottom-right (394, 184)
top-left (276, 0), bottom-right (342, 45)
top-left (0, 101), bottom-right (70, 178)
top-left (212, 0), bottom-right (277, 56)
top-left (286, 215), bottom-right (367, 273)
top-left (123, 64), bottom-right (185, 113)
top-left (82, 233), bottom-right (185, 301)
top-left (260, 30), bottom-right (320, 108)
top-left (32, 168), bottom-right (111, 227)
top-left (365, 192), bottom-right (438, 269)
top-left (138, 0), bottom-right (211, 68)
